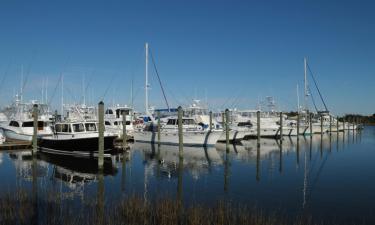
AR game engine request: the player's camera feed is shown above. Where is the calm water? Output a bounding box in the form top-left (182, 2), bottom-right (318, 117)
top-left (1, 127), bottom-right (374, 223)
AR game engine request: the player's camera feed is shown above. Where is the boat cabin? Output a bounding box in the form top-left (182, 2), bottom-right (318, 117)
top-left (54, 122), bottom-right (98, 133)
top-left (9, 120), bottom-right (50, 130)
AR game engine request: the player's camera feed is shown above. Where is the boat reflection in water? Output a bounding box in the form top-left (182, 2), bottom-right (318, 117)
top-left (133, 142), bottom-right (223, 180)
top-left (9, 150), bottom-right (49, 181)
top-left (41, 151), bottom-right (116, 181)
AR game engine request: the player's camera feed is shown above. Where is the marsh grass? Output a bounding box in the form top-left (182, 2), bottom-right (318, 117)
top-left (0, 190), bottom-right (362, 225)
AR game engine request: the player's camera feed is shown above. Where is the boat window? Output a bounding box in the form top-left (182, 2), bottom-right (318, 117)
top-left (61, 124), bottom-right (71, 133)
top-left (167, 119), bottom-right (176, 125)
top-left (73, 123), bottom-right (85, 132)
top-left (183, 119), bottom-right (195, 125)
top-left (21, 121), bottom-right (46, 128)
top-left (105, 121), bottom-right (111, 126)
top-left (114, 121), bottom-right (118, 125)
top-left (55, 124), bottom-right (62, 132)
top-left (22, 122), bottom-right (33, 127)
top-left (85, 123), bottom-right (97, 132)
top-left (9, 121), bottom-right (20, 127)
top-left (105, 109), bottom-right (113, 114)
top-left (238, 122), bottom-right (252, 127)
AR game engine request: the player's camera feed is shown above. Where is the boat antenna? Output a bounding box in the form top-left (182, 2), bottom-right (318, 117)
top-left (42, 78), bottom-right (44, 104)
top-left (20, 65), bottom-right (23, 103)
top-left (149, 46), bottom-right (170, 112)
top-left (304, 57), bottom-right (309, 111)
top-left (297, 84), bottom-right (300, 112)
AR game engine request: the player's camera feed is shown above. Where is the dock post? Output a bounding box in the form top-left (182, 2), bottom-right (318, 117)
top-left (297, 112), bottom-right (300, 140)
top-left (98, 101), bottom-right (104, 168)
top-left (209, 111), bottom-right (213, 131)
top-left (279, 112), bottom-right (283, 140)
top-left (309, 112), bottom-right (313, 137)
top-left (320, 114), bottom-right (324, 134)
top-left (32, 104), bottom-right (38, 153)
top-left (352, 118), bottom-right (355, 130)
top-left (157, 111), bottom-right (161, 144)
top-left (178, 106), bottom-right (183, 158)
top-left (54, 110), bottom-right (58, 122)
top-left (343, 117), bottom-right (346, 134)
top-left (337, 116), bottom-right (340, 141)
top-left (257, 110), bottom-right (260, 147)
top-left (329, 115), bottom-right (332, 134)
top-left (225, 109), bottom-right (230, 151)
top-left (122, 111), bottom-right (127, 149)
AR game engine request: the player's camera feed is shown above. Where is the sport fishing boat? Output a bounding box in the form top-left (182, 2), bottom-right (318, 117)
top-left (104, 105), bottom-right (134, 139)
top-left (38, 121), bottom-right (117, 157)
top-left (0, 96), bottom-right (53, 141)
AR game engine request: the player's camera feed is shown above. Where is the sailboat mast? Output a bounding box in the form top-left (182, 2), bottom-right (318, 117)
top-left (304, 57), bottom-right (308, 111)
top-left (46, 77), bottom-right (48, 104)
top-left (131, 77), bottom-right (134, 109)
top-left (61, 75), bottom-right (64, 117)
top-left (20, 65), bottom-right (23, 103)
top-left (145, 42), bottom-right (149, 115)
top-left (297, 84), bottom-right (300, 112)
top-left (42, 78), bottom-right (44, 104)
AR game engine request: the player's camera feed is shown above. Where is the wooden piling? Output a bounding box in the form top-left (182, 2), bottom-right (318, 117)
top-left (178, 106), bottom-right (183, 158)
top-left (336, 116), bottom-right (339, 133)
top-left (32, 104), bottom-right (38, 153)
top-left (343, 117), bottom-right (346, 133)
top-left (225, 109), bottom-right (230, 150)
top-left (309, 112), bottom-right (313, 137)
top-left (209, 111), bottom-right (213, 131)
top-left (122, 111), bottom-right (127, 148)
top-left (297, 112), bottom-right (300, 140)
top-left (320, 114), bottom-right (323, 134)
top-left (98, 101), bottom-right (104, 168)
top-left (329, 115), bottom-right (332, 134)
top-left (257, 110), bottom-right (260, 147)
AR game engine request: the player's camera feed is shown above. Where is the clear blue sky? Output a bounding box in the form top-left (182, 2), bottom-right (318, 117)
top-left (0, 0), bottom-right (374, 115)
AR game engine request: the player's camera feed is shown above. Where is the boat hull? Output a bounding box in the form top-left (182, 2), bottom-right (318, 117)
top-left (38, 135), bottom-right (117, 156)
top-left (217, 130), bottom-right (246, 142)
top-left (243, 127), bottom-right (280, 138)
top-left (2, 128), bottom-right (32, 141)
top-left (134, 130), bottom-right (221, 147)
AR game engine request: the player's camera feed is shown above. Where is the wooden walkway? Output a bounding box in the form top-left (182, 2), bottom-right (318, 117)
top-left (0, 141), bottom-right (32, 151)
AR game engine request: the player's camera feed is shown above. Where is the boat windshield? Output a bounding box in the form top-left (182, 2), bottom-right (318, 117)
top-left (72, 123), bottom-right (85, 132)
top-left (55, 124), bottom-right (72, 133)
top-left (183, 119), bottom-right (196, 125)
top-left (167, 119), bottom-right (177, 125)
top-left (22, 121), bottom-right (46, 128)
top-left (85, 123), bottom-right (97, 132)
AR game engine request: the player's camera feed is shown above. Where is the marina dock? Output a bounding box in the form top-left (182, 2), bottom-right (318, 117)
top-left (0, 141), bottom-right (31, 151)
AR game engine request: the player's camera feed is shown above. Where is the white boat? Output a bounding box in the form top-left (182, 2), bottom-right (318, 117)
top-left (0, 129), bottom-right (5, 144)
top-left (184, 100), bottom-right (246, 142)
top-left (104, 105), bottom-right (134, 139)
top-left (0, 97), bottom-right (53, 141)
top-left (134, 43), bottom-right (221, 147)
top-left (234, 110), bottom-right (282, 138)
top-left (134, 116), bottom-right (222, 147)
